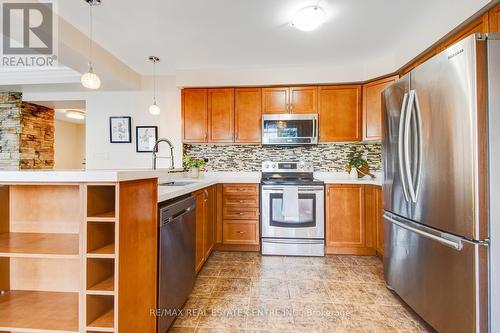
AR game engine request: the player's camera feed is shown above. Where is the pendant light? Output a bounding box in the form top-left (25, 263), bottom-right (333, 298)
top-left (148, 56), bottom-right (161, 115)
top-left (81, 0), bottom-right (101, 89)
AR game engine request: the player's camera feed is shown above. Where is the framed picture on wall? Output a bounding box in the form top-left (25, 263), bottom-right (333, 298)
top-left (136, 126), bottom-right (158, 152)
top-left (109, 116), bottom-right (132, 143)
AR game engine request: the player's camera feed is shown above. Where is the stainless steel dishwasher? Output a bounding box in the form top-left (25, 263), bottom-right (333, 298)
top-left (157, 195), bottom-right (196, 333)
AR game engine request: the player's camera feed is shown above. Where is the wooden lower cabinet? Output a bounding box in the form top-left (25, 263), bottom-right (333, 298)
top-left (365, 185), bottom-right (383, 256)
top-left (220, 184), bottom-right (260, 247)
top-left (193, 185), bottom-right (216, 273)
top-left (325, 184), bottom-right (381, 255)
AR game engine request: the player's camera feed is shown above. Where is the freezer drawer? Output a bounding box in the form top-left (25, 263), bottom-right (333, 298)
top-left (383, 212), bottom-right (488, 333)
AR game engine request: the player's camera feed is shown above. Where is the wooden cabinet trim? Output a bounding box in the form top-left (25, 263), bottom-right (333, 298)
top-left (490, 3), bottom-right (500, 32)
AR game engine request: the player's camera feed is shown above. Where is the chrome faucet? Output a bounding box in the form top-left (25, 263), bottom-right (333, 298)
top-left (152, 138), bottom-right (174, 170)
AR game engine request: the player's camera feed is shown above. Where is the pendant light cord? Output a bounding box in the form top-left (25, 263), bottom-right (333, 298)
top-left (153, 60), bottom-right (157, 104)
top-left (88, 4), bottom-right (93, 68)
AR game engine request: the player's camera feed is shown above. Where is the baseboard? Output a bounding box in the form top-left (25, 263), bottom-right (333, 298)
top-left (325, 246), bottom-right (377, 255)
top-left (214, 243), bottom-right (260, 252)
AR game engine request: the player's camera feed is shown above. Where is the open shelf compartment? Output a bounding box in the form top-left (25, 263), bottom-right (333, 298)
top-left (87, 222), bottom-right (115, 257)
top-left (87, 258), bottom-right (114, 293)
top-left (87, 185), bottom-right (116, 219)
top-left (86, 295), bottom-right (114, 330)
top-left (0, 290), bottom-right (79, 332)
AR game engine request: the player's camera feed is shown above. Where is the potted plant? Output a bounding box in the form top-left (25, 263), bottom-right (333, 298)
top-left (183, 155), bottom-right (206, 178)
top-left (345, 152), bottom-right (375, 179)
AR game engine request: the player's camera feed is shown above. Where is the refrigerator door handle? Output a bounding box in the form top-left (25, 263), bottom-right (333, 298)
top-left (383, 212), bottom-right (463, 251)
top-left (413, 90), bottom-right (424, 202)
top-left (404, 90), bottom-right (417, 202)
top-left (398, 92), bottom-right (410, 202)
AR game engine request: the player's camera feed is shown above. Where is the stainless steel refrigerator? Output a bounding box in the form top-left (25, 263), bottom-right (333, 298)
top-left (382, 33), bottom-right (499, 333)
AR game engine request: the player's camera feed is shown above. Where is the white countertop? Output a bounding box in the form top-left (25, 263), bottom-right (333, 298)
top-left (157, 171), bottom-right (381, 202)
top-left (157, 172), bottom-right (261, 202)
top-left (315, 171), bottom-right (383, 186)
top-left (0, 168), bottom-right (183, 183)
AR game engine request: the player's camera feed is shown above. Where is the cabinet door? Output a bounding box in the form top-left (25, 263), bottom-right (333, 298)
top-left (235, 88), bottom-right (262, 143)
top-left (204, 186), bottom-right (216, 259)
top-left (318, 85), bottom-right (362, 142)
top-left (193, 190), bottom-right (206, 272)
top-left (362, 76), bottom-right (398, 141)
top-left (262, 87), bottom-right (289, 114)
top-left (182, 89), bottom-right (208, 143)
top-left (326, 184), bottom-right (365, 247)
top-left (208, 88), bottom-right (234, 142)
top-left (373, 187), bottom-right (383, 255)
top-left (290, 86), bottom-right (318, 114)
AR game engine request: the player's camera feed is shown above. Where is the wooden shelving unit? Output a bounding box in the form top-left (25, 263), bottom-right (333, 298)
top-left (0, 290), bottom-right (79, 332)
top-left (84, 184), bottom-right (118, 332)
top-left (0, 178), bottom-right (158, 333)
top-left (0, 232), bottom-right (79, 258)
top-left (0, 184), bottom-right (82, 333)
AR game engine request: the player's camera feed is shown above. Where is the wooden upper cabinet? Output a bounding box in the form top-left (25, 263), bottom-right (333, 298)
top-left (235, 88), bottom-right (262, 143)
top-left (290, 86), bottom-right (318, 114)
top-left (318, 85), bottom-right (362, 142)
top-left (262, 87), bottom-right (289, 114)
top-left (490, 3), bottom-right (500, 33)
top-left (326, 184), bottom-right (365, 248)
top-left (182, 89), bottom-right (208, 143)
top-left (208, 88), bottom-right (234, 143)
top-left (362, 76), bottom-right (398, 141)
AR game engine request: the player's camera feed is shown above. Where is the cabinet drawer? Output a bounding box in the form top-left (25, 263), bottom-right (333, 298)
top-left (223, 184), bottom-right (259, 195)
top-left (223, 221), bottom-right (259, 245)
top-left (223, 206), bottom-right (259, 220)
top-left (223, 195), bottom-right (259, 207)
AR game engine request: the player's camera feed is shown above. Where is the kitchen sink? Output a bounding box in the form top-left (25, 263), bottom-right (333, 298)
top-left (159, 181), bottom-right (197, 187)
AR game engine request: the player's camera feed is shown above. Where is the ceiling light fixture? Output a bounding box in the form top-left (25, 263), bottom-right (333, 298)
top-left (148, 56), bottom-right (161, 115)
top-left (65, 110), bottom-right (86, 120)
top-left (292, 6), bottom-right (326, 32)
top-left (81, 0), bottom-right (101, 89)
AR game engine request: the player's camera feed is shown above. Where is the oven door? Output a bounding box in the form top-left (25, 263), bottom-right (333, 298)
top-left (262, 114), bottom-right (318, 145)
top-left (261, 185), bottom-right (324, 239)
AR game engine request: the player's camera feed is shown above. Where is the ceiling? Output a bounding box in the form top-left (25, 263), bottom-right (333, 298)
top-left (55, 0), bottom-right (490, 76)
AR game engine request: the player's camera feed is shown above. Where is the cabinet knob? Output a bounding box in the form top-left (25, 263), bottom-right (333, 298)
top-left (236, 231), bottom-right (246, 234)
top-left (239, 200), bottom-right (245, 203)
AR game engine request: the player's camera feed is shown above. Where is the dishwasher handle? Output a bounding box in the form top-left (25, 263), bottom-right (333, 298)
top-left (160, 196), bottom-right (196, 226)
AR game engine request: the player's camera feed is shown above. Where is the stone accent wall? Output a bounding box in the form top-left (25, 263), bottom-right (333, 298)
top-left (0, 93), bottom-right (22, 170)
top-left (0, 93), bottom-right (55, 170)
top-left (19, 102), bottom-right (55, 169)
top-left (184, 143), bottom-right (382, 172)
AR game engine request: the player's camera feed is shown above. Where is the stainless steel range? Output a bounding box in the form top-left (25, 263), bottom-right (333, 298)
top-left (260, 161), bottom-right (325, 256)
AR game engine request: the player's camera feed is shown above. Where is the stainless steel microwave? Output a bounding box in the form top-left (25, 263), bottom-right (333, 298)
top-left (262, 114), bottom-right (318, 145)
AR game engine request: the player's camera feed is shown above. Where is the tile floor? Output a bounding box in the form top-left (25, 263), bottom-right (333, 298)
top-left (169, 251), bottom-right (434, 333)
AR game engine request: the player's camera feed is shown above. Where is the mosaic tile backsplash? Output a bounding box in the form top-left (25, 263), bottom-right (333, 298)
top-left (184, 143), bottom-right (382, 172)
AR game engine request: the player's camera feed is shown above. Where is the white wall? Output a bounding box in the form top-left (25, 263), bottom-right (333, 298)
top-left (23, 75), bottom-right (182, 170)
top-left (54, 119), bottom-right (85, 169)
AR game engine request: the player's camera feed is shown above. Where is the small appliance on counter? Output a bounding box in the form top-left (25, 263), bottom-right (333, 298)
top-left (260, 161), bottom-right (325, 256)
